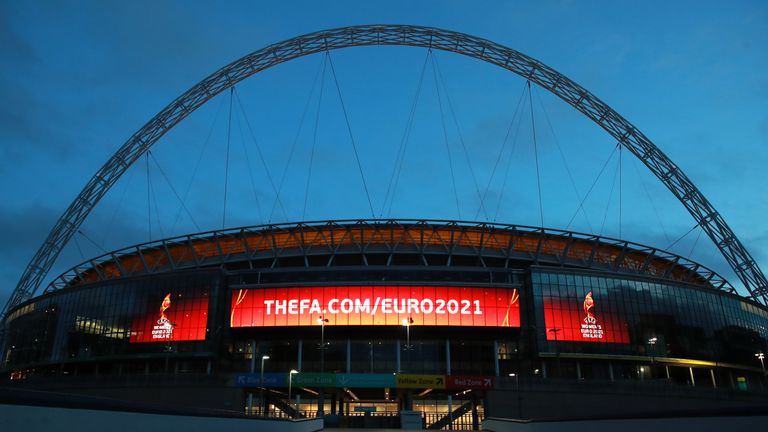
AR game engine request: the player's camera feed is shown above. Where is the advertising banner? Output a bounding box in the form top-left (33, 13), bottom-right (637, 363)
top-left (543, 290), bottom-right (629, 343)
top-left (230, 285), bottom-right (520, 328)
top-left (130, 291), bottom-right (209, 343)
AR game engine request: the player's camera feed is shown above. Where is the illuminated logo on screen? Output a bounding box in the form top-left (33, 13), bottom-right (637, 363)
top-left (230, 285), bottom-right (520, 328)
top-left (152, 293), bottom-right (174, 340)
top-left (130, 291), bottom-right (209, 343)
top-left (580, 291), bottom-right (604, 339)
top-left (543, 286), bottom-right (629, 343)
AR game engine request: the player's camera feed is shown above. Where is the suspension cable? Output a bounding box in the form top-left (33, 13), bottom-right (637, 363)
top-left (527, 81), bottom-right (544, 228)
top-left (223, 87), bottom-right (234, 229)
top-left (148, 152), bottom-right (201, 232)
top-left (666, 222), bottom-right (701, 251)
top-left (432, 53), bottom-right (489, 220)
top-left (630, 155), bottom-right (671, 244)
top-left (599, 156), bottom-right (620, 237)
top-left (269, 54), bottom-right (327, 223)
top-left (533, 86), bottom-right (594, 232)
top-left (147, 152), bottom-right (165, 240)
top-left (233, 90), bottom-right (290, 221)
top-left (431, 54), bottom-right (462, 219)
top-left (303, 53), bottom-right (328, 220)
top-left (146, 152), bottom-right (151, 243)
top-left (100, 162), bottom-right (138, 247)
top-left (381, 49), bottom-right (431, 218)
top-left (565, 145), bottom-right (619, 230)
top-left (169, 95), bottom-right (227, 234)
top-left (687, 227), bottom-right (704, 259)
top-left (77, 229), bottom-right (107, 254)
top-left (619, 142), bottom-right (622, 239)
top-left (326, 52), bottom-right (376, 219)
top-left (493, 87), bottom-right (528, 222)
top-left (72, 234), bottom-right (85, 261)
top-left (476, 80), bottom-right (529, 221)
top-left (232, 103), bottom-right (265, 224)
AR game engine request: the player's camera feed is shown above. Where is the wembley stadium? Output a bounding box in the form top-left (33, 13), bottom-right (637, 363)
top-left (2, 25), bottom-right (767, 430)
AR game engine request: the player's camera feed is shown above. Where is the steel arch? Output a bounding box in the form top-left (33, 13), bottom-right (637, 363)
top-left (4, 24), bottom-right (766, 317)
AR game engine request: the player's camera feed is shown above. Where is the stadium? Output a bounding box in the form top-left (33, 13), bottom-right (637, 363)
top-left (2, 25), bottom-right (768, 430)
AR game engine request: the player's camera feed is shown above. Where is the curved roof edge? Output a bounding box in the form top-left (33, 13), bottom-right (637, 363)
top-left (41, 220), bottom-right (737, 296)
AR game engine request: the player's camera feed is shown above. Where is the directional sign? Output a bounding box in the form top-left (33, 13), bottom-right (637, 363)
top-left (336, 373), bottom-right (396, 388)
top-left (234, 372), bottom-right (286, 388)
top-left (293, 372), bottom-right (336, 387)
top-left (395, 374), bottom-right (446, 389)
top-left (446, 375), bottom-right (494, 390)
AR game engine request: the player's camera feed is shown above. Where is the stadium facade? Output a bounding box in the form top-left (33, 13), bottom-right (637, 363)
top-left (3, 220), bottom-right (767, 428)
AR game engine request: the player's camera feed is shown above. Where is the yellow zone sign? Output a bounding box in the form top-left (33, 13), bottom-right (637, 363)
top-left (395, 374), bottom-right (446, 389)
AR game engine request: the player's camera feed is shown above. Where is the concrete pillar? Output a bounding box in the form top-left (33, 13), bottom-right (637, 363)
top-left (297, 339), bottom-right (302, 371)
top-left (446, 339), bottom-right (451, 375)
top-left (396, 339), bottom-right (401, 373)
top-left (346, 339), bottom-right (351, 374)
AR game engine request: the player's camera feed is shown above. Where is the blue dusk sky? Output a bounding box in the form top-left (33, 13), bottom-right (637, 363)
top-left (0, 0), bottom-right (766, 306)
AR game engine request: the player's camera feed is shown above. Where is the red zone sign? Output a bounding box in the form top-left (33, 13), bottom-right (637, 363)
top-left (230, 285), bottom-right (520, 327)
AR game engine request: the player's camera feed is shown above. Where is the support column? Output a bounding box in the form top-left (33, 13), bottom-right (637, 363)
top-left (297, 339), bottom-right (303, 371)
top-left (396, 339), bottom-right (401, 373)
top-left (247, 340), bottom-right (256, 415)
top-left (346, 339), bottom-right (351, 374)
top-left (446, 339), bottom-right (451, 375)
top-left (446, 339), bottom-right (453, 429)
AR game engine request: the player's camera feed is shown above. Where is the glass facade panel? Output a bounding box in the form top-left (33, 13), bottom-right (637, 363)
top-left (3, 270), bottom-right (219, 368)
top-left (532, 269), bottom-right (768, 366)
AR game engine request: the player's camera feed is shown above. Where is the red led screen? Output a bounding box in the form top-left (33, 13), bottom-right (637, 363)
top-left (130, 292), bottom-right (209, 343)
top-left (543, 291), bottom-right (629, 343)
top-left (230, 286), bottom-right (520, 328)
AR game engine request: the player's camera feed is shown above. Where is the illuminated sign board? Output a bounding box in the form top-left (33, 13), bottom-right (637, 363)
top-left (230, 285), bottom-right (520, 328)
top-left (130, 292), bottom-right (209, 343)
top-left (543, 290), bottom-right (629, 343)
top-left (233, 372), bottom-right (496, 389)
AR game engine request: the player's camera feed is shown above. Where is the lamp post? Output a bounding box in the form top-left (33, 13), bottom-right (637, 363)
top-left (756, 352), bottom-right (765, 375)
top-left (260, 355), bottom-right (269, 416)
top-left (287, 369), bottom-right (299, 419)
top-left (317, 316), bottom-right (329, 371)
top-left (317, 316), bottom-right (329, 417)
top-left (402, 317), bottom-right (414, 349)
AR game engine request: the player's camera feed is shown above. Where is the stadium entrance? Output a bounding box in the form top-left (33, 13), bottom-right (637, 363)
top-left (244, 385), bottom-right (485, 429)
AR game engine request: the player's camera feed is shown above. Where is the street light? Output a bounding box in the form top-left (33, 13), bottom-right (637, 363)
top-left (260, 355), bottom-right (269, 416)
top-left (317, 316), bottom-right (329, 371)
top-left (287, 369), bottom-right (299, 419)
top-left (317, 315), bottom-right (329, 417)
top-left (756, 352), bottom-right (765, 375)
top-left (402, 317), bottom-right (414, 350)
